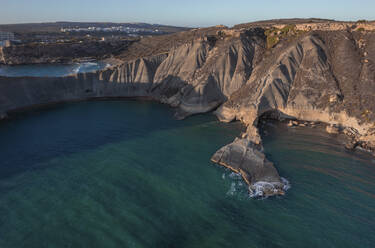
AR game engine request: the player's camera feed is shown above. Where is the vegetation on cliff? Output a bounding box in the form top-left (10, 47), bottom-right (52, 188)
top-left (264, 24), bottom-right (306, 49)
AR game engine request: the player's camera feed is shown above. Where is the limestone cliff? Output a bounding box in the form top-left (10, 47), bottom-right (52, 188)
top-left (213, 30), bottom-right (375, 196)
top-left (1, 21), bottom-right (375, 197)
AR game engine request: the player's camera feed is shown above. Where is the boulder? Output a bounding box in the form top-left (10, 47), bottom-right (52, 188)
top-left (326, 124), bottom-right (340, 134)
top-left (345, 140), bottom-right (359, 150)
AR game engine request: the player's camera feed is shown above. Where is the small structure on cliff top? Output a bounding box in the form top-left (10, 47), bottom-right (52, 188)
top-left (0, 31), bottom-right (15, 47)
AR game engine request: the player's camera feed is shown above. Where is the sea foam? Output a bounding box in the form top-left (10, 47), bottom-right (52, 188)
top-left (249, 177), bottom-right (291, 198)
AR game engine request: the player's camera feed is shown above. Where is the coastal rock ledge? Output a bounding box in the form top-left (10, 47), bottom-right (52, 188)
top-left (1, 20), bottom-right (375, 197)
top-left (211, 138), bottom-right (286, 197)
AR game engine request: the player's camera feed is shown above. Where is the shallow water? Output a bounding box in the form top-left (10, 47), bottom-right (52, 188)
top-left (0, 101), bottom-right (374, 248)
top-left (0, 61), bottom-right (108, 77)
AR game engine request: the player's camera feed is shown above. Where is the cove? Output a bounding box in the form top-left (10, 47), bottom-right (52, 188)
top-left (0, 101), bottom-right (374, 248)
top-left (0, 61), bottom-right (109, 77)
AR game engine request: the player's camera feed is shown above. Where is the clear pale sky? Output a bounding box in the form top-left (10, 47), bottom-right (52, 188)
top-left (1, 0), bottom-right (374, 27)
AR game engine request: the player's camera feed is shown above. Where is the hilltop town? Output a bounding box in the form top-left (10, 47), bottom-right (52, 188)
top-left (0, 22), bottom-right (189, 64)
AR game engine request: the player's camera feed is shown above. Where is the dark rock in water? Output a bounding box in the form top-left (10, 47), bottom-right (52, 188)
top-left (345, 140), bottom-right (359, 150)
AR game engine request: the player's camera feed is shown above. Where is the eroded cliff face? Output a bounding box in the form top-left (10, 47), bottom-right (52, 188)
top-left (218, 31), bottom-right (375, 135)
top-left (213, 30), bottom-right (375, 196)
top-left (1, 26), bottom-right (375, 197)
top-left (0, 54), bottom-right (167, 116)
top-left (151, 31), bottom-right (265, 118)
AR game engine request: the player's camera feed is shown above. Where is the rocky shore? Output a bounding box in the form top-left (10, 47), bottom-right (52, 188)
top-left (1, 19), bottom-right (375, 197)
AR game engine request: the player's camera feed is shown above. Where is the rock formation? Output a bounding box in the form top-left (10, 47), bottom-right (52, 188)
top-left (1, 20), bottom-right (375, 197)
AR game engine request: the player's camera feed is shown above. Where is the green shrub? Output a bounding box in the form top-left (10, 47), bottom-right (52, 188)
top-left (264, 25), bottom-right (299, 49)
top-left (266, 36), bottom-right (279, 49)
top-left (280, 24), bottom-right (296, 34)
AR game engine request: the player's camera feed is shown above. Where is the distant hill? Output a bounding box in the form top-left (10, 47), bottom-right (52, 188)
top-left (233, 18), bottom-right (337, 29)
top-left (232, 18), bottom-right (373, 29)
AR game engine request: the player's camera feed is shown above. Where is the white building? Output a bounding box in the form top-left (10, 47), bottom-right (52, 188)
top-left (0, 31), bottom-right (15, 41)
top-left (0, 40), bottom-right (11, 47)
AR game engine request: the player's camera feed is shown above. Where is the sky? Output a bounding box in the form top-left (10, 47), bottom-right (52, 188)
top-left (1, 0), bottom-right (375, 27)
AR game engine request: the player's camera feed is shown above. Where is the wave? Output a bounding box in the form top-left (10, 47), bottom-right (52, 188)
top-left (229, 172), bottom-right (242, 179)
top-left (223, 170), bottom-right (291, 199)
top-left (249, 177), bottom-right (291, 198)
top-left (223, 171), bottom-right (248, 197)
top-left (227, 182), bottom-right (237, 196)
top-left (71, 62), bottom-right (104, 74)
top-left (72, 64), bottom-right (81, 74)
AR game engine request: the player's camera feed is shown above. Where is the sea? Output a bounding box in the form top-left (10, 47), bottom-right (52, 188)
top-left (0, 61), bottom-right (109, 77)
top-left (0, 66), bottom-right (374, 248)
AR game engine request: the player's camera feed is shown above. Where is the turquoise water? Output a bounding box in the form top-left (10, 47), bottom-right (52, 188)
top-left (0, 62), bottom-right (109, 77)
top-left (0, 101), bottom-right (374, 248)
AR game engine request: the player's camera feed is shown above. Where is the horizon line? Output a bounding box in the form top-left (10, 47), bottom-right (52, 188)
top-left (0, 17), bottom-right (374, 28)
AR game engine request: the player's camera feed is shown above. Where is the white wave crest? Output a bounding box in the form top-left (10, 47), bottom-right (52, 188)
top-left (229, 172), bottom-right (242, 179)
top-left (226, 182), bottom-right (237, 196)
top-left (72, 64), bottom-right (81, 74)
top-left (281, 177), bottom-right (291, 191)
top-left (222, 169), bottom-right (291, 199)
top-left (71, 62), bottom-right (102, 74)
top-left (248, 177), bottom-right (291, 198)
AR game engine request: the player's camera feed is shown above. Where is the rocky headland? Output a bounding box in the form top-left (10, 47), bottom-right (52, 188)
top-left (1, 19), bottom-right (375, 197)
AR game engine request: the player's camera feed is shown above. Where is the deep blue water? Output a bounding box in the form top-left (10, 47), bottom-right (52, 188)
top-left (0, 61), bottom-right (109, 77)
top-left (0, 101), bottom-right (374, 248)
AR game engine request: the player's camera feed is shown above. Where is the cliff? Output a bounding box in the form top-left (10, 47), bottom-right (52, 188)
top-left (1, 20), bottom-right (375, 197)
